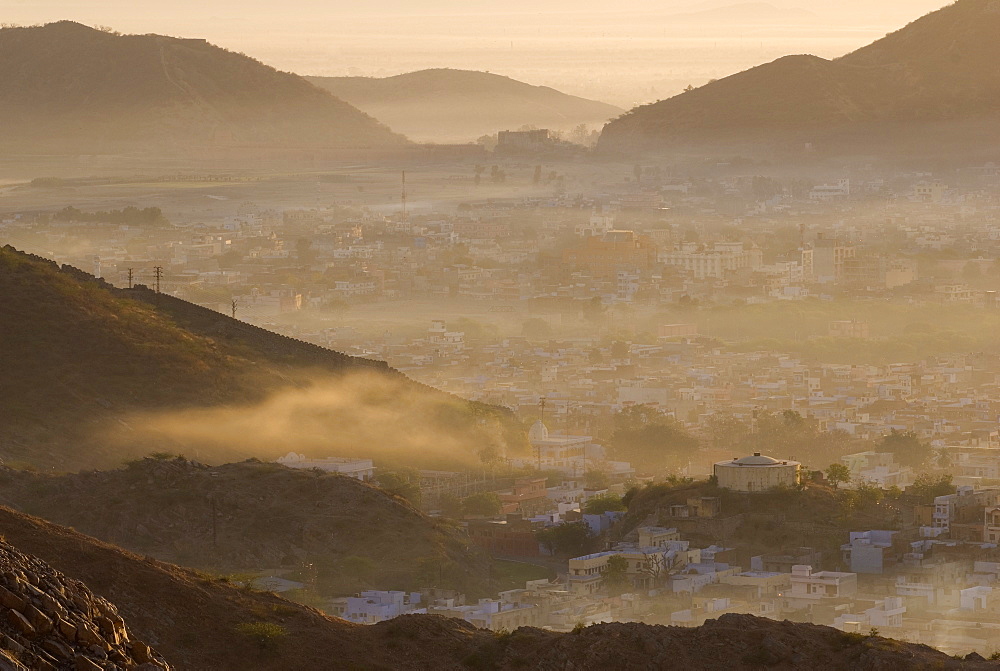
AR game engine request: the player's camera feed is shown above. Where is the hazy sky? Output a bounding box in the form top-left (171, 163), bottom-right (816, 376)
top-left (2, 0), bottom-right (950, 106)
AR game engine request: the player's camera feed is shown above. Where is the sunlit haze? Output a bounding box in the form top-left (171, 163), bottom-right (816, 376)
top-left (3, 0), bottom-right (1000, 666)
top-left (3, 0), bottom-right (949, 105)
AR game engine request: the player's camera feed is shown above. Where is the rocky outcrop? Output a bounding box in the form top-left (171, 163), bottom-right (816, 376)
top-left (0, 505), bottom-right (992, 670)
top-left (0, 540), bottom-right (170, 671)
top-left (482, 614), bottom-right (994, 670)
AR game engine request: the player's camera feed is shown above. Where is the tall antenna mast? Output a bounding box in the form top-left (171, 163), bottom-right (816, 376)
top-left (401, 170), bottom-right (408, 222)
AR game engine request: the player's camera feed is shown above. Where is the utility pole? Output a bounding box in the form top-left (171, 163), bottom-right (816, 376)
top-left (127, 268), bottom-right (134, 289)
top-left (537, 396), bottom-right (546, 471)
top-left (401, 170), bottom-right (408, 222)
top-left (210, 494), bottom-right (218, 552)
top-left (153, 266), bottom-right (163, 294)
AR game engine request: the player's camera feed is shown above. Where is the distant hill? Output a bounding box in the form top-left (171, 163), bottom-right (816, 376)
top-left (307, 69), bottom-right (623, 142)
top-left (0, 246), bottom-right (520, 471)
top-left (598, 0), bottom-right (1000, 161)
top-left (0, 506), bottom-right (984, 669)
top-left (0, 22), bottom-right (405, 156)
top-left (0, 456), bottom-right (492, 597)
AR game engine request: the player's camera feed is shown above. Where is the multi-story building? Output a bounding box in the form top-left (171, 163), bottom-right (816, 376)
top-left (659, 242), bottom-right (762, 280)
top-left (811, 237), bottom-right (856, 284)
top-left (786, 565), bottom-right (858, 608)
top-left (561, 230), bottom-right (656, 279)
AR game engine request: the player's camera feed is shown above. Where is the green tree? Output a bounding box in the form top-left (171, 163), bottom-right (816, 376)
top-left (235, 622), bottom-right (288, 650)
top-left (462, 492), bottom-right (502, 517)
top-left (522, 318), bottom-right (553, 340)
top-left (536, 522), bottom-right (593, 557)
top-left (583, 494), bottom-right (626, 515)
top-left (376, 470), bottom-right (422, 506)
top-left (825, 463), bottom-right (851, 489)
top-left (610, 341), bottom-right (630, 359)
top-left (438, 494), bottom-right (463, 518)
top-left (583, 297), bottom-right (606, 325)
top-left (878, 430), bottom-right (931, 468)
top-left (295, 238), bottom-right (317, 265)
top-left (909, 473), bottom-right (954, 503)
top-left (609, 406), bottom-right (699, 473)
top-left (602, 555), bottom-right (629, 594)
top-left (584, 469), bottom-right (610, 490)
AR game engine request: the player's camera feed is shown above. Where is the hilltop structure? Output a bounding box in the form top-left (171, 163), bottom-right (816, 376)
top-left (714, 453), bottom-right (801, 493)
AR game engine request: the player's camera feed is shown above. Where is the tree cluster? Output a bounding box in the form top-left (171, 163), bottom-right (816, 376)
top-left (607, 405), bottom-right (699, 474)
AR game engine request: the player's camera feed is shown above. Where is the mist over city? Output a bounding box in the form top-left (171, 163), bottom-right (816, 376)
top-left (2, 1), bottom-right (1000, 669)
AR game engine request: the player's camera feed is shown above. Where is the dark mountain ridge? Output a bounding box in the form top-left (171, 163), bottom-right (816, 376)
top-left (0, 246), bottom-right (518, 471)
top-left (0, 22), bottom-right (406, 156)
top-left (597, 0), bottom-right (1000, 161)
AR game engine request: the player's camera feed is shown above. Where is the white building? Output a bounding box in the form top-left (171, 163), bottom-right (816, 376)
top-left (841, 530), bottom-right (897, 574)
top-left (276, 452), bottom-right (375, 481)
top-left (714, 453), bottom-right (801, 493)
top-left (659, 242), bottom-right (762, 280)
top-left (339, 591), bottom-right (426, 624)
top-left (787, 565), bottom-right (858, 607)
top-left (516, 421), bottom-right (633, 479)
top-left (834, 597), bottom-right (906, 631)
top-left (809, 179), bottom-right (850, 201)
top-left (841, 452), bottom-right (914, 490)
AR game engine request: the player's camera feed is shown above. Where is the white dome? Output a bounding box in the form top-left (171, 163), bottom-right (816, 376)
top-left (528, 420), bottom-right (549, 443)
top-left (732, 454), bottom-right (781, 466)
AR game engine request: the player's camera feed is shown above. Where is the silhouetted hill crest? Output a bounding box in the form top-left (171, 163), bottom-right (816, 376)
top-left (308, 68), bottom-right (623, 142)
top-left (0, 246), bottom-right (515, 471)
top-left (0, 22), bottom-right (406, 155)
top-left (597, 0), bottom-right (1000, 160)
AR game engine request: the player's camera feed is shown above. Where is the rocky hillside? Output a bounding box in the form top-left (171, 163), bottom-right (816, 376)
top-left (0, 537), bottom-right (171, 671)
top-left (308, 69), bottom-right (622, 142)
top-left (598, 0), bottom-right (1000, 161)
top-left (0, 508), bottom-right (995, 671)
top-left (0, 246), bottom-right (519, 471)
top-left (0, 505), bottom-right (986, 669)
top-left (473, 613), bottom-right (992, 669)
top-left (0, 457), bottom-right (492, 597)
top-left (0, 21), bottom-right (405, 156)
top-left (0, 505), bottom-right (478, 670)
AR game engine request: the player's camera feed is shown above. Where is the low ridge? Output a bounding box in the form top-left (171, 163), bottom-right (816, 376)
top-left (0, 456), bottom-right (493, 597)
top-left (308, 69), bottom-right (623, 143)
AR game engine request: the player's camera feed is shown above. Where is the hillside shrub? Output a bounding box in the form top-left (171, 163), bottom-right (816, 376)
top-left (234, 621), bottom-right (287, 649)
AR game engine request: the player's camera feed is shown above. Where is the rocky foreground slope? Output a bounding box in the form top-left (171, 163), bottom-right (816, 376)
top-left (0, 538), bottom-right (170, 671)
top-left (0, 504), bottom-right (991, 670)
